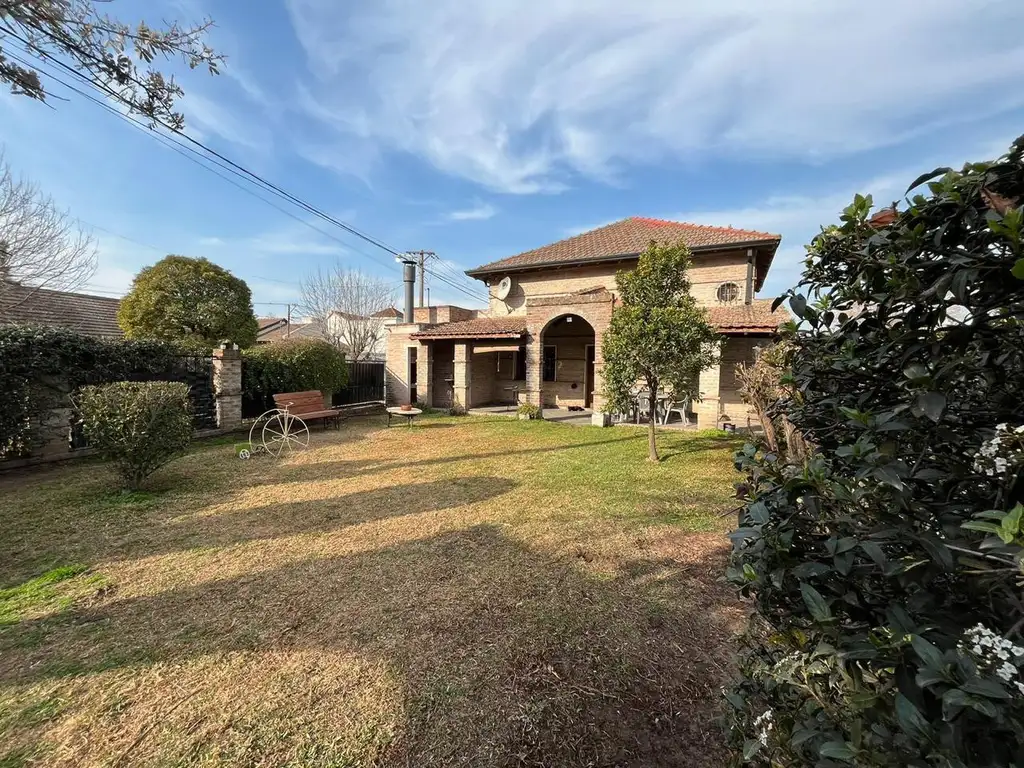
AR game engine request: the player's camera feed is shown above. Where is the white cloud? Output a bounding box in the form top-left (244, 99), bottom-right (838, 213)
top-left (180, 91), bottom-right (270, 151)
top-left (284, 0), bottom-right (1024, 193)
top-left (672, 135), bottom-right (1017, 296)
top-left (446, 202), bottom-right (497, 221)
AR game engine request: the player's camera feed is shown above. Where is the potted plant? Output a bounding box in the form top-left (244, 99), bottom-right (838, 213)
top-left (517, 402), bottom-right (540, 420)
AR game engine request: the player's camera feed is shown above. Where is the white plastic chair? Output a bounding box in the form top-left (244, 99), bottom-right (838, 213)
top-left (662, 397), bottom-right (693, 426)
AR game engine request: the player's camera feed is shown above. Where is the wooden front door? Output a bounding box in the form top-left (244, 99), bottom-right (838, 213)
top-left (585, 344), bottom-right (595, 409)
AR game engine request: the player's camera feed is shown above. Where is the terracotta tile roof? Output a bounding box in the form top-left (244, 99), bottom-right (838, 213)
top-left (467, 217), bottom-right (781, 282)
top-left (0, 282), bottom-right (123, 337)
top-left (372, 307), bottom-right (403, 318)
top-left (411, 317), bottom-right (527, 340)
top-left (708, 299), bottom-right (788, 334)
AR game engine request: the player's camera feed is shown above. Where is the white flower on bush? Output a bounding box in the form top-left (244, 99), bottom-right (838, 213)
top-left (753, 709), bottom-right (774, 745)
top-left (972, 424), bottom-right (1024, 477)
top-left (958, 624), bottom-right (1024, 695)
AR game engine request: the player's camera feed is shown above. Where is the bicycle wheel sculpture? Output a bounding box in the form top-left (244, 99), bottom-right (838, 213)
top-left (239, 408), bottom-right (310, 459)
top-left (261, 409), bottom-right (310, 457)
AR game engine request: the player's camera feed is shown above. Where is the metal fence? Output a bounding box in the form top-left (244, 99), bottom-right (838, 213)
top-left (70, 354), bottom-right (217, 450)
top-left (334, 360), bottom-right (385, 406)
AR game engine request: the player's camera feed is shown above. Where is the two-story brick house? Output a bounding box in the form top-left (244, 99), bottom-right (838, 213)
top-left (385, 217), bottom-right (785, 427)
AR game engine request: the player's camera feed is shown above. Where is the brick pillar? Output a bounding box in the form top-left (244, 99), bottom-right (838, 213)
top-left (524, 336), bottom-right (542, 409)
top-left (695, 362), bottom-right (722, 429)
top-left (416, 343), bottom-right (433, 408)
top-left (590, 341), bottom-right (610, 426)
top-left (213, 344), bottom-right (243, 431)
top-left (453, 342), bottom-right (472, 410)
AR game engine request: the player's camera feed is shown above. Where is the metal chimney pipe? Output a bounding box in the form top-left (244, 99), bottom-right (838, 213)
top-left (403, 260), bottom-right (416, 323)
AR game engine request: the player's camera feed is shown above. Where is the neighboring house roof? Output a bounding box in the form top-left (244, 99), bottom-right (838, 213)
top-left (257, 320), bottom-right (323, 342)
top-left (0, 282), bottom-right (123, 337)
top-left (372, 307), bottom-right (403, 318)
top-left (411, 317), bottom-right (527, 340)
top-left (258, 316), bottom-right (287, 331)
top-left (466, 216), bottom-right (781, 289)
top-left (708, 299), bottom-right (788, 334)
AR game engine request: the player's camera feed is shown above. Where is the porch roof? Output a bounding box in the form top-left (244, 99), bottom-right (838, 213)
top-left (410, 317), bottom-right (527, 340)
top-left (708, 299), bottom-right (788, 334)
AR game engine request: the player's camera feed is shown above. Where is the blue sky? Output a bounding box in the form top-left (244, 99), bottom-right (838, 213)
top-left (2, 0), bottom-right (1024, 315)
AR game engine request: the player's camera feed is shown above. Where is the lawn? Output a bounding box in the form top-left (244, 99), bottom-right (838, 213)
top-left (0, 414), bottom-right (744, 767)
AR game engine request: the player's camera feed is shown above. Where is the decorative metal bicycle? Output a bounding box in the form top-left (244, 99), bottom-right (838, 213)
top-left (236, 408), bottom-right (311, 459)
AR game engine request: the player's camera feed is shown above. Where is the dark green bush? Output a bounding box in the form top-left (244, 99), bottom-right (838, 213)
top-left (242, 339), bottom-right (348, 411)
top-left (726, 137), bottom-right (1024, 766)
top-left (0, 325), bottom-right (185, 459)
top-left (76, 381), bottom-right (192, 490)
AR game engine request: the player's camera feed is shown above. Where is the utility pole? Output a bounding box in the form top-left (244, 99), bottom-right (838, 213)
top-left (285, 303), bottom-right (292, 338)
top-left (406, 250), bottom-right (436, 308)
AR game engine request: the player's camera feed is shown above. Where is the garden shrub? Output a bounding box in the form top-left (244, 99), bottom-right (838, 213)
top-left (0, 325), bottom-right (184, 459)
top-left (726, 137), bottom-right (1024, 766)
top-left (76, 381), bottom-right (192, 490)
top-left (242, 339), bottom-right (348, 413)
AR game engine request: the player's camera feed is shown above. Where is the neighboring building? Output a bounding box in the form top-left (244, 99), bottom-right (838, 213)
top-left (324, 307), bottom-right (402, 360)
top-left (0, 282), bottom-right (123, 337)
top-left (256, 317), bottom-right (325, 344)
top-left (385, 217), bottom-right (786, 428)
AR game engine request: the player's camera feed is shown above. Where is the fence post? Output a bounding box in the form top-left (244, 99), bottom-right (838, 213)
top-left (213, 344), bottom-right (242, 431)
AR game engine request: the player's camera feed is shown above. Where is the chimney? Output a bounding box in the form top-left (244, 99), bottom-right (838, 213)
top-left (402, 258), bottom-right (416, 323)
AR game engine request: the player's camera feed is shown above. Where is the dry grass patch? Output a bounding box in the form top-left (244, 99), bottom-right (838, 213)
top-left (1, 414), bottom-right (743, 767)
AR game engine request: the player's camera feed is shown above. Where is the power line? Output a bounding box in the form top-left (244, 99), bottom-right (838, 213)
top-left (5, 36), bottom-right (489, 306)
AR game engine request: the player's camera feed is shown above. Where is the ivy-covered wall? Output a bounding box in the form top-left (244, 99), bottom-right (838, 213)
top-left (0, 325), bottom-right (195, 461)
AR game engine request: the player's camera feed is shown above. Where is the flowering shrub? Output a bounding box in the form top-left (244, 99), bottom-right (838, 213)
top-left (973, 424), bottom-right (1024, 477)
top-left (726, 138), bottom-right (1024, 766)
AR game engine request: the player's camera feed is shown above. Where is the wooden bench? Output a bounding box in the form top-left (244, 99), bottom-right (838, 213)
top-left (272, 391), bottom-right (342, 430)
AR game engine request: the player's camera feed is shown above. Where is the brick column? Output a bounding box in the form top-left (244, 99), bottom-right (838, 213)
top-left (213, 344), bottom-right (243, 431)
top-left (694, 362), bottom-right (722, 429)
top-left (453, 342), bottom-right (472, 410)
top-left (524, 335), bottom-right (542, 409)
top-left (416, 343), bottom-right (433, 408)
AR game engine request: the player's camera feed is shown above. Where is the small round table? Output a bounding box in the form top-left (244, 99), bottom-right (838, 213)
top-left (386, 406), bottom-right (423, 427)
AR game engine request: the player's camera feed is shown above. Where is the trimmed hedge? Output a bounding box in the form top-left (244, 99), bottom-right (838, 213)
top-left (0, 325), bottom-right (186, 459)
top-left (76, 381), bottom-right (192, 489)
top-left (242, 339), bottom-right (348, 414)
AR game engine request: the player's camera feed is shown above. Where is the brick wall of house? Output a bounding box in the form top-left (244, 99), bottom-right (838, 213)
top-left (718, 336), bottom-right (765, 428)
top-left (385, 324), bottom-right (425, 405)
top-left (486, 249), bottom-right (753, 315)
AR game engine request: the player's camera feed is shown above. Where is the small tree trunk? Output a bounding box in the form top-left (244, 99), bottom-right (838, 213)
top-left (647, 382), bottom-right (659, 462)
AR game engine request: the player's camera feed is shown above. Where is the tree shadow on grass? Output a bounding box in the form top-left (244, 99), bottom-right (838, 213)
top-left (0, 524), bottom-right (740, 767)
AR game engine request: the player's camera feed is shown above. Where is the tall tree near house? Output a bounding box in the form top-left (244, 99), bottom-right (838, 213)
top-left (0, 152), bottom-right (97, 312)
top-left (0, 0), bottom-right (221, 130)
top-left (118, 255), bottom-right (259, 348)
top-left (300, 265), bottom-right (396, 361)
top-left (602, 241), bottom-right (721, 461)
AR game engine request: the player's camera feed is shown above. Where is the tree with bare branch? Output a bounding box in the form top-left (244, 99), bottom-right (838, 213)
top-left (0, 0), bottom-right (221, 131)
top-left (300, 265), bottom-right (396, 361)
top-left (0, 152), bottom-right (97, 314)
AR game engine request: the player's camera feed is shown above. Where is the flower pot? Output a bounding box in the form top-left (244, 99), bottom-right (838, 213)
top-left (400, 404), bottom-right (413, 412)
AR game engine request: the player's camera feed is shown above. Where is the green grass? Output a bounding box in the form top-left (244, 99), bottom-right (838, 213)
top-left (0, 413), bottom-right (743, 767)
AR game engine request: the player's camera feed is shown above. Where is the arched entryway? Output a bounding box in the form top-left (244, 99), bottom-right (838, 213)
top-left (538, 314), bottom-right (596, 412)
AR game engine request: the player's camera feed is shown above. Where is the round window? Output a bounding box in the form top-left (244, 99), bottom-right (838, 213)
top-left (717, 282), bottom-right (741, 303)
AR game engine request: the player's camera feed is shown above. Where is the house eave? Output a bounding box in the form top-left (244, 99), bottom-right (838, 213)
top-left (465, 238), bottom-right (781, 281)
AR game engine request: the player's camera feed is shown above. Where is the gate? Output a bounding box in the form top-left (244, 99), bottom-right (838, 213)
top-left (334, 361), bottom-right (385, 405)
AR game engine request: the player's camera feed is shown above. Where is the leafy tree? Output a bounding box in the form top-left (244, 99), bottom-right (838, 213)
top-left (0, 0), bottom-right (220, 130)
top-left (602, 241), bottom-right (720, 461)
top-left (118, 255), bottom-right (258, 348)
top-left (725, 137), bottom-right (1024, 766)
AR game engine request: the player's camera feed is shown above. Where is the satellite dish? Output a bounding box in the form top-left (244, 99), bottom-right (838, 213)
top-left (496, 276), bottom-right (513, 301)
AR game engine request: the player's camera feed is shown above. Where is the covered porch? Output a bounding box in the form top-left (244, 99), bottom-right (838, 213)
top-left (409, 318), bottom-right (529, 411)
